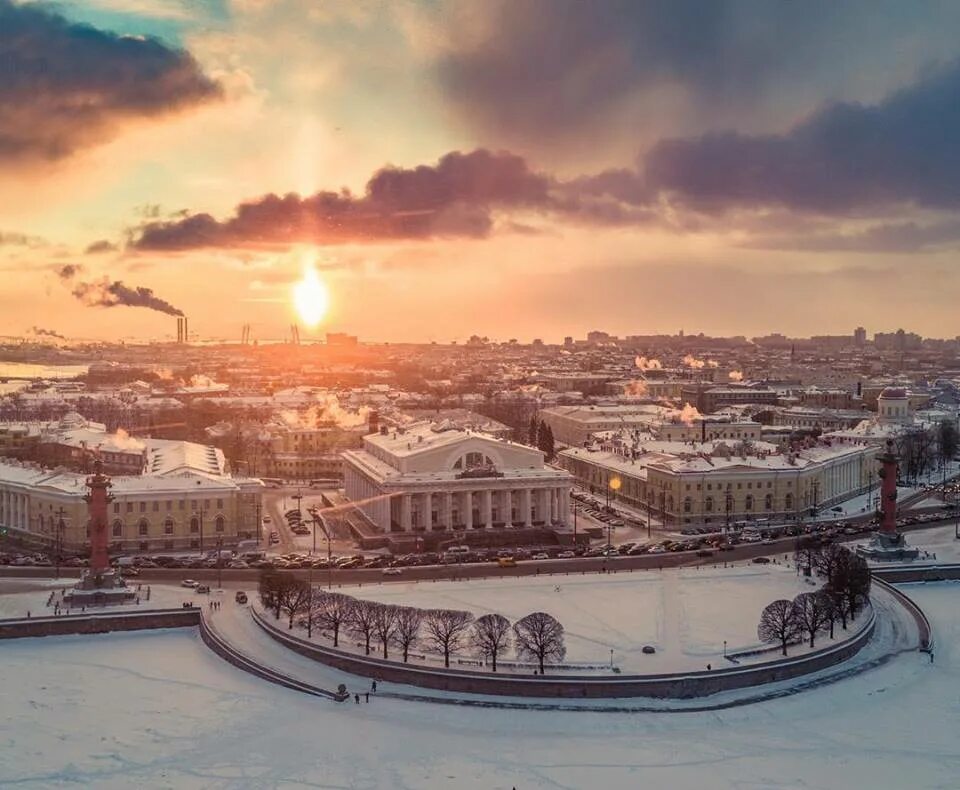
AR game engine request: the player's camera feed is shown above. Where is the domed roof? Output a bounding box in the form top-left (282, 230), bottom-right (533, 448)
top-left (879, 386), bottom-right (908, 399)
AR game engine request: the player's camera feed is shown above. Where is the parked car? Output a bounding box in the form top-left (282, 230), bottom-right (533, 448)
top-left (532, 552), bottom-right (549, 560)
top-left (557, 550), bottom-right (576, 559)
top-left (382, 567), bottom-right (403, 576)
top-left (751, 556), bottom-right (771, 564)
top-left (181, 579), bottom-right (199, 588)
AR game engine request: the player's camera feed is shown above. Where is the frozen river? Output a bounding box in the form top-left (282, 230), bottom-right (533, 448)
top-left (0, 583), bottom-right (957, 788)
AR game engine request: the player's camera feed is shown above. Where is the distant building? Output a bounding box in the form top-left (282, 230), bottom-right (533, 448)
top-left (342, 421), bottom-right (571, 533)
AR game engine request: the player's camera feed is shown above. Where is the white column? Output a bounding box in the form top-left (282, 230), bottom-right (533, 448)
top-left (482, 490), bottom-right (493, 529)
top-left (444, 492), bottom-right (453, 529)
top-left (421, 492), bottom-right (432, 530)
top-left (500, 490), bottom-right (511, 526)
top-left (400, 494), bottom-right (411, 531)
top-left (538, 489), bottom-right (550, 525)
top-left (463, 491), bottom-right (473, 529)
top-left (559, 488), bottom-right (570, 527)
top-left (522, 489), bottom-right (532, 527)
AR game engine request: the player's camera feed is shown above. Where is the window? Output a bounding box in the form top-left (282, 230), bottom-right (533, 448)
top-left (190, 517), bottom-right (199, 534)
top-left (139, 502), bottom-right (146, 513)
top-left (707, 484), bottom-right (712, 491)
top-left (113, 502), bottom-right (120, 514)
top-left (745, 495), bottom-right (754, 511)
top-left (765, 494), bottom-right (773, 511)
top-left (705, 497), bottom-right (714, 513)
top-left (191, 500), bottom-right (197, 511)
top-left (216, 499), bottom-right (223, 510)
top-left (126, 502), bottom-right (133, 513)
top-left (138, 519), bottom-right (149, 536)
top-left (683, 497), bottom-right (692, 513)
top-left (152, 501), bottom-right (159, 512)
top-left (164, 518), bottom-right (174, 535)
top-left (215, 515), bottom-right (225, 533)
top-left (685, 484), bottom-right (691, 491)
top-left (737, 483), bottom-right (742, 490)
top-left (179, 499), bottom-right (185, 510)
top-left (785, 493), bottom-right (794, 510)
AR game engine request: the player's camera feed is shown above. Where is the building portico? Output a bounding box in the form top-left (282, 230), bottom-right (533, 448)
top-left (342, 422), bottom-right (572, 534)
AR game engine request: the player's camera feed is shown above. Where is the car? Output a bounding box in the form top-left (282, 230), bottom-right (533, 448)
top-left (760, 538), bottom-right (774, 545)
top-left (751, 556), bottom-right (771, 564)
top-left (557, 550), bottom-right (576, 559)
top-left (181, 579), bottom-right (199, 588)
top-left (532, 552), bottom-right (549, 560)
top-left (235, 591), bottom-right (248, 604)
top-left (195, 584), bottom-right (211, 594)
top-left (497, 557), bottom-right (517, 567)
top-left (120, 566), bottom-right (140, 577)
top-left (382, 567), bottom-right (403, 576)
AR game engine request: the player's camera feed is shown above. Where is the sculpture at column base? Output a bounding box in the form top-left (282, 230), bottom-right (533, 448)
top-left (855, 530), bottom-right (920, 562)
top-left (64, 568), bottom-right (136, 606)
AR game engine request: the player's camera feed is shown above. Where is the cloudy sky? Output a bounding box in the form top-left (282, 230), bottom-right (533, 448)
top-left (3, 0), bottom-right (960, 343)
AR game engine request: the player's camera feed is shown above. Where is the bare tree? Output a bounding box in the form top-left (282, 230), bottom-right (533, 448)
top-left (817, 589), bottom-right (838, 639)
top-left (793, 536), bottom-right (821, 575)
top-left (279, 578), bottom-right (312, 629)
top-left (372, 603), bottom-right (400, 659)
top-left (758, 599), bottom-right (801, 656)
top-left (347, 598), bottom-right (379, 655)
top-left (813, 543), bottom-right (849, 586)
top-left (513, 611), bottom-right (566, 674)
top-left (391, 606), bottom-right (424, 663)
top-left (792, 592), bottom-right (828, 648)
top-left (258, 571), bottom-right (283, 619)
top-left (310, 591), bottom-right (354, 647)
top-left (422, 609), bottom-right (474, 668)
top-left (470, 613), bottom-right (512, 672)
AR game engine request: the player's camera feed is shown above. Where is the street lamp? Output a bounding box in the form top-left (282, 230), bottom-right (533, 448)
top-left (55, 507), bottom-right (66, 580)
top-left (216, 535), bottom-right (223, 589)
top-left (609, 648), bottom-right (614, 670)
top-left (723, 640), bottom-right (727, 658)
top-left (607, 477), bottom-right (621, 551)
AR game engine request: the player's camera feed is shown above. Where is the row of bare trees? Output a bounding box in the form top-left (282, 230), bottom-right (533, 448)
top-left (758, 543), bottom-right (872, 656)
top-left (258, 573), bottom-right (566, 673)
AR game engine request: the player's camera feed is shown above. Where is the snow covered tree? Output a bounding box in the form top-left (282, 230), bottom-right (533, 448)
top-left (279, 578), bottom-right (312, 629)
top-left (793, 536), bottom-right (821, 575)
top-left (423, 609), bottom-right (474, 667)
top-left (470, 613), bottom-right (512, 672)
top-left (514, 611), bottom-right (566, 674)
top-left (939, 419), bottom-right (959, 468)
top-left (391, 606), bottom-right (425, 663)
top-left (758, 599), bottom-right (802, 656)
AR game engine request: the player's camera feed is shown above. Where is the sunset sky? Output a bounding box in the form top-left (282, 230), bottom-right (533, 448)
top-left (4, 0), bottom-right (960, 343)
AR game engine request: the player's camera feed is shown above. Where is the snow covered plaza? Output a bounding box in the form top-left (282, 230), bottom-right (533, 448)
top-left (1, 564), bottom-right (954, 789)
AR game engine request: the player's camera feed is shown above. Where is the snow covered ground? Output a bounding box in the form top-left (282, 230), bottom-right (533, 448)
top-left (0, 583), bottom-right (955, 789)
top-left (337, 564), bottom-right (817, 672)
top-left (858, 522), bottom-right (960, 566)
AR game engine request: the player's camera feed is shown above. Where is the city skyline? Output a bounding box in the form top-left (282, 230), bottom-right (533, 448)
top-left (5, 0), bottom-right (960, 342)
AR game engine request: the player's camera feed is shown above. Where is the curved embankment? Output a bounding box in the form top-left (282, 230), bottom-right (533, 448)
top-left (198, 611), bottom-right (348, 701)
top-left (0, 607), bottom-right (199, 639)
top-left (249, 604), bottom-right (876, 700)
top-left (872, 576), bottom-right (934, 652)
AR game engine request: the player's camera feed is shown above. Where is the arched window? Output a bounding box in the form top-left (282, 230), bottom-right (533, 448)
top-left (683, 497), bottom-right (692, 513)
top-left (704, 496), bottom-right (714, 513)
top-left (164, 518), bottom-right (174, 535)
top-left (138, 518), bottom-right (149, 536)
top-left (215, 515), bottom-right (225, 533)
top-left (112, 520), bottom-right (123, 537)
top-left (785, 493), bottom-right (794, 510)
top-left (745, 495), bottom-right (754, 512)
top-left (765, 494), bottom-right (773, 511)
top-left (38, 515), bottom-right (45, 532)
top-left (190, 517), bottom-right (199, 534)
top-left (667, 495), bottom-right (674, 512)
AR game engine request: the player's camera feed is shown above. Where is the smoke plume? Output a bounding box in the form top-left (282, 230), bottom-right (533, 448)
top-left (624, 380), bottom-right (649, 397)
top-left (729, 370), bottom-right (744, 382)
top-left (30, 326), bottom-right (65, 340)
top-left (682, 354), bottom-right (716, 369)
top-left (635, 356), bottom-right (662, 370)
top-left (69, 277), bottom-right (183, 316)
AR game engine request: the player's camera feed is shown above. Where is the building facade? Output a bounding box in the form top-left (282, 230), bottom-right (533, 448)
top-left (342, 422), bottom-right (572, 533)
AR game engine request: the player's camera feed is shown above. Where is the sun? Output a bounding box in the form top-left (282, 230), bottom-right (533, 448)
top-left (293, 264), bottom-right (330, 327)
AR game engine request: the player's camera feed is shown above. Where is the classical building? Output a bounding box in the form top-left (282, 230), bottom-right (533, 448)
top-left (558, 435), bottom-right (876, 527)
top-left (0, 424), bottom-right (263, 553)
top-left (342, 422), bottom-right (572, 533)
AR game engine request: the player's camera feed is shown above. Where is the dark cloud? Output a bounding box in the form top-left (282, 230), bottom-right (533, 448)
top-left (70, 278), bottom-right (183, 315)
top-left (742, 218), bottom-right (960, 254)
top-left (432, 0), bottom-right (952, 147)
top-left (132, 149), bottom-right (553, 249)
top-left (0, 0), bottom-right (221, 163)
top-left (85, 239), bottom-right (119, 254)
top-left (644, 59), bottom-right (960, 213)
top-left (57, 264), bottom-right (84, 279)
top-left (0, 230), bottom-right (46, 247)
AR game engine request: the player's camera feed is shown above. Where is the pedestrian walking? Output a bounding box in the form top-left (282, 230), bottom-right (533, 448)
top-left (371, 680), bottom-right (377, 692)
top-left (354, 694), bottom-right (360, 704)
top-left (365, 692), bottom-right (369, 703)
top-left (930, 651), bottom-right (935, 664)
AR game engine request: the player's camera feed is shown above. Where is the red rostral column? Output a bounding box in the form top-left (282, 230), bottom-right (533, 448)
top-left (84, 460), bottom-right (113, 575)
top-left (877, 439), bottom-right (899, 534)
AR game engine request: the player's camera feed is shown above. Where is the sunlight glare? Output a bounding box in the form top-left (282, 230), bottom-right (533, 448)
top-left (293, 264), bottom-right (330, 327)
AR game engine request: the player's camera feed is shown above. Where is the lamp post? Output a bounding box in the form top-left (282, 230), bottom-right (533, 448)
top-left (609, 648), bottom-right (614, 670)
top-left (216, 535), bottom-right (223, 589)
top-left (54, 507), bottom-right (66, 580)
top-left (723, 639), bottom-right (727, 658)
top-left (607, 477), bottom-right (621, 551)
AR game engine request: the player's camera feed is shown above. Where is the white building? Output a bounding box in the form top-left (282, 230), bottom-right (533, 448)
top-left (342, 422), bottom-right (572, 533)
